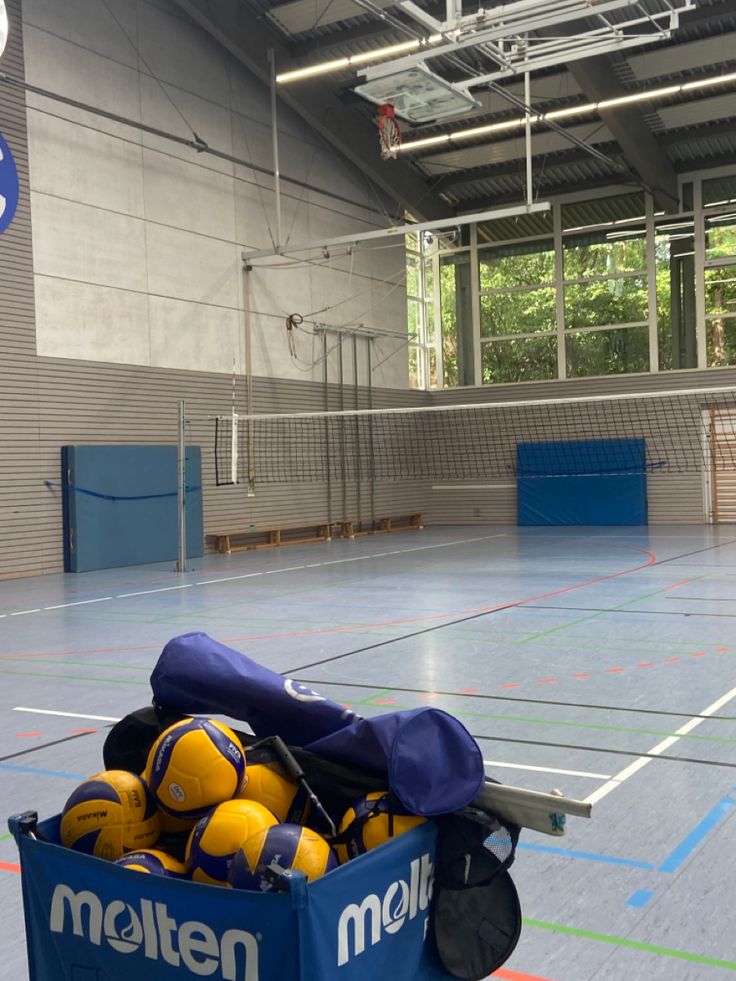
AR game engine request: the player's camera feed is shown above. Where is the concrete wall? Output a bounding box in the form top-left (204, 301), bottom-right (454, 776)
top-left (22, 0), bottom-right (409, 388)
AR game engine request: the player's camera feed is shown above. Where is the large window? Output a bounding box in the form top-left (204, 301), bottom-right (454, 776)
top-left (405, 232), bottom-right (434, 388)
top-left (478, 240), bottom-right (557, 383)
top-left (562, 223), bottom-right (649, 377)
top-left (404, 172), bottom-right (736, 388)
top-left (656, 218), bottom-right (695, 370)
top-left (705, 212), bottom-right (736, 367)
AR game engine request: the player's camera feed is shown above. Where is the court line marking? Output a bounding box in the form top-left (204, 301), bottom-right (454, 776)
top-left (525, 918), bottom-right (736, 971)
top-left (492, 969), bottom-right (555, 981)
top-left (585, 683), bottom-right (736, 806)
top-left (657, 790), bottom-right (736, 873)
top-left (0, 763), bottom-right (86, 780)
top-left (116, 584), bottom-right (193, 598)
top-left (14, 707), bottom-right (120, 722)
top-left (516, 843), bottom-right (654, 870)
top-left (483, 759), bottom-right (611, 780)
top-left (10, 609), bottom-right (41, 616)
top-left (44, 597), bottom-right (113, 610)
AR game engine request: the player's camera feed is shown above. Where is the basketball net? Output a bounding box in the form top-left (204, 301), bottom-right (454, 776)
top-left (377, 104), bottom-right (401, 160)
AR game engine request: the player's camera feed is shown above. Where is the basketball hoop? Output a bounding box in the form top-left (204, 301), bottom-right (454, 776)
top-left (377, 104), bottom-right (401, 160)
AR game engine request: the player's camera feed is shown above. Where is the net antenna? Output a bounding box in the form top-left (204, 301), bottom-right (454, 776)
top-left (377, 103), bottom-right (401, 160)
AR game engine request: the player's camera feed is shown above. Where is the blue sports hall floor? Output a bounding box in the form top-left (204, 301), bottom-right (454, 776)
top-left (3, 523), bottom-right (736, 980)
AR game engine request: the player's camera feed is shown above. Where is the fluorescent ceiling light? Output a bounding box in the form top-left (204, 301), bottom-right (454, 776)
top-left (0, 1), bottom-right (8, 60)
top-left (398, 70), bottom-right (736, 153)
top-left (276, 36), bottom-right (441, 84)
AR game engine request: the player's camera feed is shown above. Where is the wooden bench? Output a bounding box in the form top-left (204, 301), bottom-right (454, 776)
top-left (339, 513), bottom-right (424, 539)
top-left (208, 524), bottom-right (331, 554)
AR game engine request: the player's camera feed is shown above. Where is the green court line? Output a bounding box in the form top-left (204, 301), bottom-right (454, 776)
top-left (359, 696), bottom-right (736, 744)
top-left (0, 668), bottom-right (148, 687)
top-left (520, 576), bottom-right (711, 644)
top-left (0, 833), bottom-right (12, 844)
top-left (356, 689), bottom-right (396, 705)
top-left (0, 658), bottom-right (152, 672)
top-left (4, 664), bottom-right (734, 745)
top-left (525, 919), bottom-right (736, 971)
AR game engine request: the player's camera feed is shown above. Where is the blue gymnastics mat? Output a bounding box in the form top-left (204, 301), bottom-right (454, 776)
top-left (517, 438), bottom-right (647, 526)
top-left (61, 444), bottom-right (203, 572)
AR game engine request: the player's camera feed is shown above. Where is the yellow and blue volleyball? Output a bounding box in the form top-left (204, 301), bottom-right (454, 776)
top-left (115, 848), bottom-right (187, 878)
top-left (185, 798), bottom-right (278, 886)
top-left (228, 824), bottom-right (338, 891)
top-left (145, 718), bottom-right (245, 822)
top-left (335, 791), bottom-right (426, 864)
top-left (60, 770), bottom-right (161, 861)
top-left (236, 763), bottom-right (311, 825)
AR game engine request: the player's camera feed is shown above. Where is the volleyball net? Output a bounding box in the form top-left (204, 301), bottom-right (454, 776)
top-left (213, 386), bottom-right (736, 488)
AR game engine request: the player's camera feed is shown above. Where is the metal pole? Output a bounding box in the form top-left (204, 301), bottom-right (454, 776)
top-left (176, 399), bottom-right (187, 573)
top-left (339, 333), bottom-right (347, 523)
top-left (322, 331), bottom-right (332, 529)
top-left (268, 48), bottom-right (283, 250)
top-left (367, 338), bottom-right (376, 530)
top-left (524, 69), bottom-right (533, 208)
top-left (243, 264), bottom-right (255, 496)
top-left (353, 334), bottom-right (362, 530)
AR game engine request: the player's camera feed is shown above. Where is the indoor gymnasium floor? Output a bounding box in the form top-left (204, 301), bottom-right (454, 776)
top-left (2, 523), bottom-right (736, 980)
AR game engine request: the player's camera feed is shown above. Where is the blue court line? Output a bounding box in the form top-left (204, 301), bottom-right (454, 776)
top-left (658, 791), bottom-right (736, 873)
top-left (626, 889), bottom-right (654, 908)
top-left (517, 842), bottom-right (655, 870)
top-left (0, 763), bottom-right (86, 780)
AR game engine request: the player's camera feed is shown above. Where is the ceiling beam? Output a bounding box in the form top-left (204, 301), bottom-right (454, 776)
top-left (432, 143), bottom-right (622, 191)
top-left (564, 55), bottom-right (679, 213)
top-left (170, 0), bottom-right (454, 222)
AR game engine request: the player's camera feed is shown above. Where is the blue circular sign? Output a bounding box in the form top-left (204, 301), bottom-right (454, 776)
top-left (0, 133), bottom-right (20, 234)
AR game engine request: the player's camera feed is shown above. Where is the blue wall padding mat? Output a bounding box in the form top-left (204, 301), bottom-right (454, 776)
top-left (517, 438), bottom-right (647, 526)
top-left (62, 445), bottom-right (203, 572)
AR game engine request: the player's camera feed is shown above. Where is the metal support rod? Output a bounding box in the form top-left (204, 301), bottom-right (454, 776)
top-left (268, 48), bottom-right (283, 250)
top-left (367, 338), bottom-right (376, 530)
top-left (339, 333), bottom-right (347, 523)
top-left (176, 400), bottom-right (187, 573)
top-left (524, 69), bottom-right (533, 208)
top-left (353, 334), bottom-right (362, 531)
top-left (322, 332), bottom-right (332, 529)
top-left (243, 265), bottom-right (255, 496)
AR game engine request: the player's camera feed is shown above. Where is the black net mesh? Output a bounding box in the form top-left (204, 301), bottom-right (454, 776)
top-left (214, 389), bottom-right (736, 486)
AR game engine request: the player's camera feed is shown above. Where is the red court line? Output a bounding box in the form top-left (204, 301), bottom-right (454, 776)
top-left (224, 547), bottom-right (659, 644)
top-left (493, 969), bottom-right (555, 981)
top-left (1, 546), bottom-right (658, 658)
top-left (0, 862), bottom-right (20, 874)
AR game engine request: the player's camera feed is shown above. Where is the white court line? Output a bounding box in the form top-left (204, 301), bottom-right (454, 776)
top-left (116, 584), bottom-right (193, 598)
top-left (585, 683), bottom-right (736, 806)
top-left (14, 707), bottom-right (121, 722)
top-left (0, 532), bottom-right (508, 617)
top-left (44, 597), bottom-right (113, 610)
top-left (484, 759), bottom-right (610, 780)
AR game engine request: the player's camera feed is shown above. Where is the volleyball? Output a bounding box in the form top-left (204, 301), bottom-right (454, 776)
top-left (229, 823), bottom-right (338, 891)
top-left (145, 718), bottom-right (245, 821)
top-left (60, 770), bottom-right (161, 861)
top-left (185, 798), bottom-right (278, 885)
top-left (335, 791), bottom-right (426, 864)
top-left (236, 763), bottom-right (311, 824)
top-left (115, 848), bottom-right (187, 877)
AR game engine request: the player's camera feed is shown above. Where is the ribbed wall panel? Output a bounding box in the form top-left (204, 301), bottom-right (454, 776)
top-left (0, 0), bottom-right (44, 578)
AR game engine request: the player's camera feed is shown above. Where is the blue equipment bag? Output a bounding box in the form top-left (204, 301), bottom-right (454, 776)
top-left (10, 812), bottom-right (451, 981)
top-left (151, 633), bottom-right (485, 816)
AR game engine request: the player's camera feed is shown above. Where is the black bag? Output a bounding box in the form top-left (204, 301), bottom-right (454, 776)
top-left (432, 808), bottom-right (522, 980)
